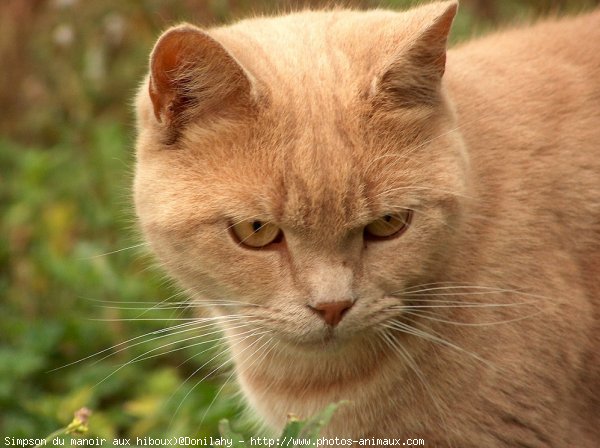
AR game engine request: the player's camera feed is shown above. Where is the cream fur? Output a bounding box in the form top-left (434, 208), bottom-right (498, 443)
top-left (134, 2), bottom-right (600, 445)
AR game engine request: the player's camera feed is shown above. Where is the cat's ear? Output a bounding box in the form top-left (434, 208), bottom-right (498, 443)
top-left (373, 0), bottom-right (457, 110)
top-left (148, 24), bottom-right (254, 127)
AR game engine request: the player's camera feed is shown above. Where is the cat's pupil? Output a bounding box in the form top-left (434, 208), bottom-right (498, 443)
top-left (384, 215), bottom-right (392, 222)
top-left (252, 221), bottom-right (263, 232)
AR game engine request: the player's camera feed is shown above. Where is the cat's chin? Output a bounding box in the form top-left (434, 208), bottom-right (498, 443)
top-left (283, 330), bottom-right (341, 349)
top-left (269, 325), bottom-right (376, 356)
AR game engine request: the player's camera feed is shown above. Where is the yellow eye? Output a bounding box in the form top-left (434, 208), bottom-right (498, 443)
top-left (230, 219), bottom-right (282, 249)
top-left (364, 210), bottom-right (412, 240)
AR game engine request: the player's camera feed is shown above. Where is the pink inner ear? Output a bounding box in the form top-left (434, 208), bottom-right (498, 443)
top-left (372, 1), bottom-right (457, 110)
top-left (147, 25), bottom-right (253, 127)
top-left (404, 0), bottom-right (457, 78)
top-left (149, 27), bottom-right (201, 122)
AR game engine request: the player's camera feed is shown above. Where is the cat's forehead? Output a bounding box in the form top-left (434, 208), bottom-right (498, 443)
top-left (278, 131), bottom-right (370, 232)
top-left (235, 116), bottom-right (412, 236)
top-left (211, 10), bottom-right (415, 97)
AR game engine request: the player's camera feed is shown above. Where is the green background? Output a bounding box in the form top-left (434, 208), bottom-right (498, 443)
top-left (1, 0), bottom-right (597, 440)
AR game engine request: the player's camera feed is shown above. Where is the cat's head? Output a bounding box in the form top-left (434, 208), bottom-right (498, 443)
top-left (134, 1), bottom-right (467, 351)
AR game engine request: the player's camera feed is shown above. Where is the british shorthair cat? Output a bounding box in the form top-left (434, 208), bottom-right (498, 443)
top-left (134, 1), bottom-right (599, 445)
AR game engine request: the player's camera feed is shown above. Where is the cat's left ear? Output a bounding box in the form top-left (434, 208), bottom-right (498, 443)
top-left (373, 0), bottom-right (458, 109)
top-left (148, 24), bottom-right (255, 129)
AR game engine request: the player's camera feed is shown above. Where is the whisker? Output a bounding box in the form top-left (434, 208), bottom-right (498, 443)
top-left (92, 302), bottom-right (256, 311)
top-left (49, 315), bottom-right (246, 372)
top-left (398, 284), bottom-right (545, 296)
top-left (128, 322), bottom-right (263, 365)
top-left (377, 329), bottom-right (455, 438)
top-left (79, 242), bottom-right (147, 260)
top-left (384, 320), bottom-right (496, 370)
top-left (392, 301), bottom-right (538, 310)
top-left (399, 299), bottom-right (488, 304)
top-left (82, 297), bottom-right (262, 308)
top-left (48, 319), bottom-right (200, 372)
top-left (404, 309), bottom-right (545, 327)
top-left (89, 317), bottom-right (216, 321)
top-left (91, 316), bottom-right (251, 373)
top-left (92, 319), bottom-right (260, 390)
top-left (199, 333), bottom-right (276, 425)
top-left (399, 281), bottom-right (480, 293)
top-left (167, 331), bottom-right (272, 431)
top-left (168, 330), bottom-right (268, 404)
top-left (134, 290), bottom-right (190, 319)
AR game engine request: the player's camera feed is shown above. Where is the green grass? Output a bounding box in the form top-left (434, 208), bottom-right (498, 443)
top-left (2, 0), bottom-right (597, 440)
top-left (0, 125), bottom-right (240, 438)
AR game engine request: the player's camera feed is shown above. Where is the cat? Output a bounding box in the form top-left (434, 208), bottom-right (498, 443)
top-left (133, 1), bottom-right (600, 446)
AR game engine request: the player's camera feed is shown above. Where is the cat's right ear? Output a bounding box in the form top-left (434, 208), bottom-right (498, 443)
top-left (371, 0), bottom-right (458, 111)
top-left (148, 24), bottom-right (254, 130)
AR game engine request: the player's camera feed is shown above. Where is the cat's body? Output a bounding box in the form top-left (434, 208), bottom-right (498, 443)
top-left (134, 2), bottom-right (599, 446)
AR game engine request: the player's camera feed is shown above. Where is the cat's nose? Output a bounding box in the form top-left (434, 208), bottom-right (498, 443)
top-left (309, 300), bottom-right (354, 327)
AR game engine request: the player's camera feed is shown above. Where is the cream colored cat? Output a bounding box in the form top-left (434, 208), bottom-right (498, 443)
top-left (134, 1), bottom-right (600, 446)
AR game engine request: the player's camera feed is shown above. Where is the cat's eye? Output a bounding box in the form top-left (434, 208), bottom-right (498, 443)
top-left (230, 219), bottom-right (283, 249)
top-left (364, 210), bottom-right (412, 240)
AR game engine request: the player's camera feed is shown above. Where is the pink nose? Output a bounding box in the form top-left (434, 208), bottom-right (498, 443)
top-left (309, 300), bottom-right (354, 327)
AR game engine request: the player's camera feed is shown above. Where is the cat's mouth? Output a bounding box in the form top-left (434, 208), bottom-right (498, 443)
top-left (312, 327), bottom-right (338, 345)
top-left (284, 331), bottom-right (353, 353)
top-left (268, 319), bottom-right (374, 352)
top-left (223, 297), bottom-right (407, 351)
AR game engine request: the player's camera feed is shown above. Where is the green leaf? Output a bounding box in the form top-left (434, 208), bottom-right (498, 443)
top-left (218, 420), bottom-right (247, 448)
top-left (280, 414), bottom-right (302, 438)
top-left (298, 402), bottom-right (347, 440)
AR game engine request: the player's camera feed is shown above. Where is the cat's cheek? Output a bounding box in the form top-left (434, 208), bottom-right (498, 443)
top-left (363, 221), bottom-right (457, 301)
top-left (188, 236), bottom-right (292, 301)
top-left (364, 236), bottom-right (430, 285)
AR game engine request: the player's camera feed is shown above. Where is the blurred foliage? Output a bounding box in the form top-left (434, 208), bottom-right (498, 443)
top-left (1, 0), bottom-right (598, 440)
top-left (219, 402), bottom-right (344, 447)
